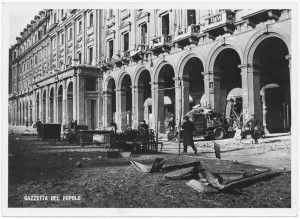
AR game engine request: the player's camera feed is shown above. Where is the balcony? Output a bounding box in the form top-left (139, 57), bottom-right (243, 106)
top-left (112, 51), bottom-right (130, 67)
top-left (107, 15), bottom-right (115, 28)
top-left (120, 9), bottom-right (130, 20)
top-left (47, 22), bottom-right (58, 33)
top-left (172, 24), bottom-right (200, 49)
top-left (100, 57), bottom-right (114, 72)
top-left (149, 35), bottom-right (172, 57)
top-left (241, 9), bottom-right (281, 28)
top-left (202, 10), bottom-right (236, 39)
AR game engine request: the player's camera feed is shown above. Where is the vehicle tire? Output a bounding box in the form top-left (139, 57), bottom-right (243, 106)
top-left (214, 128), bottom-right (225, 140)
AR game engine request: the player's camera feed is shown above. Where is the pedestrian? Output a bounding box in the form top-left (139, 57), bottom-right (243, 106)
top-left (181, 115), bottom-right (197, 154)
top-left (139, 120), bottom-right (149, 140)
top-left (110, 118), bottom-right (117, 133)
top-left (25, 120), bottom-right (29, 127)
top-left (246, 114), bottom-right (258, 144)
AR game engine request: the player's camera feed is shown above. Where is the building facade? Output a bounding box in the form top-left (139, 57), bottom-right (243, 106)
top-left (9, 9), bottom-right (291, 135)
top-left (101, 9), bottom-right (291, 134)
top-left (9, 9), bottom-right (105, 130)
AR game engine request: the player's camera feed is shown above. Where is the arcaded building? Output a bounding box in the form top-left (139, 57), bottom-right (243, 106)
top-left (9, 9), bottom-right (291, 135)
top-left (100, 9), bottom-right (291, 134)
top-left (9, 9), bottom-right (105, 129)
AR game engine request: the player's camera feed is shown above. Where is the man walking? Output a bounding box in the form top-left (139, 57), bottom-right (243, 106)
top-left (110, 118), bottom-right (117, 133)
top-left (181, 115), bottom-right (197, 154)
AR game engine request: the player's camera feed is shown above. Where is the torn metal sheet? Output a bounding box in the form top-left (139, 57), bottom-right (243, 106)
top-left (162, 161), bottom-right (202, 172)
top-left (223, 170), bottom-right (273, 189)
top-left (186, 179), bottom-right (216, 193)
top-left (214, 172), bottom-right (245, 180)
top-left (130, 158), bottom-right (165, 173)
top-left (164, 166), bottom-right (196, 180)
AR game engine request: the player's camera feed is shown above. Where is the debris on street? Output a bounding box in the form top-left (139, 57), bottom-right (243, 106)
top-left (131, 158), bottom-right (165, 173)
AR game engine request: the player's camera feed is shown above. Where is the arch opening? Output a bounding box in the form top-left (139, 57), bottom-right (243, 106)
top-left (137, 70), bottom-right (152, 128)
top-left (254, 37), bottom-right (290, 133)
top-left (106, 78), bottom-right (116, 126)
top-left (57, 85), bottom-right (63, 123)
top-left (157, 64), bottom-right (175, 133)
top-left (213, 48), bottom-right (242, 122)
top-left (120, 74), bottom-right (132, 131)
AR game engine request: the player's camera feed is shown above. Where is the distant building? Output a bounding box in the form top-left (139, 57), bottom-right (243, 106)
top-left (9, 9), bottom-right (291, 135)
top-left (9, 10), bottom-right (105, 129)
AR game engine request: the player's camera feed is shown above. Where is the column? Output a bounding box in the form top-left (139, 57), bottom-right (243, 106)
top-left (181, 77), bottom-right (190, 117)
top-left (62, 80), bottom-right (67, 125)
top-left (155, 82), bottom-right (165, 133)
top-left (115, 89), bottom-right (122, 131)
top-left (32, 89), bottom-right (36, 124)
top-left (73, 74), bottom-right (78, 122)
top-left (97, 75), bottom-right (104, 129)
top-left (39, 88), bottom-right (42, 121)
top-left (53, 83), bottom-right (57, 122)
top-left (120, 89), bottom-right (127, 131)
top-left (131, 86), bottom-right (138, 129)
top-left (205, 71), bottom-right (221, 111)
top-left (150, 82), bottom-right (159, 134)
top-left (45, 86), bottom-right (49, 122)
top-left (103, 91), bottom-right (112, 127)
top-left (77, 76), bottom-right (83, 124)
top-left (239, 64), bottom-right (261, 124)
top-left (173, 77), bottom-right (181, 126)
top-left (137, 85), bottom-right (144, 128)
top-left (202, 72), bottom-right (210, 107)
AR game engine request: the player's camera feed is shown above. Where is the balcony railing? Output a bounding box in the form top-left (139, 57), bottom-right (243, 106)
top-left (202, 10), bottom-right (235, 32)
top-left (172, 24), bottom-right (200, 49)
top-left (149, 34), bottom-right (172, 56)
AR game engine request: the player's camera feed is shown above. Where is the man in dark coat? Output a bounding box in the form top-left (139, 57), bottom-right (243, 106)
top-left (110, 118), bottom-right (117, 133)
top-left (181, 115), bottom-right (197, 154)
top-left (246, 114), bottom-right (258, 143)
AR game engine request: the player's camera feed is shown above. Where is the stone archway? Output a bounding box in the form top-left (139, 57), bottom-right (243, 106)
top-left (119, 74), bottom-right (132, 131)
top-left (211, 48), bottom-right (242, 118)
top-left (105, 77), bottom-right (116, 127)
top-left (180, 56), bottom-right (205, 116)
top-left (136, 69), bottom-right (151, 128)
top-left (252, 37), bottom-right (290, 133)
top-left (156, 64), bottom-right (175, 133)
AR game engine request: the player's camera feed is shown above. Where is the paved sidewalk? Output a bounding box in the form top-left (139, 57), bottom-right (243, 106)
top-left (161, 134), bottom-right (291, 170)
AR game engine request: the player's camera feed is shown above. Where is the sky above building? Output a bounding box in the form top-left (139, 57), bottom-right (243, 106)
top-left (8, 6), bottom-right (42, 46)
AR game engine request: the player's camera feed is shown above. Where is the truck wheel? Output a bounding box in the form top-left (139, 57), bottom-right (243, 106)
top-left (214, 128), bottom-right (225, 140)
